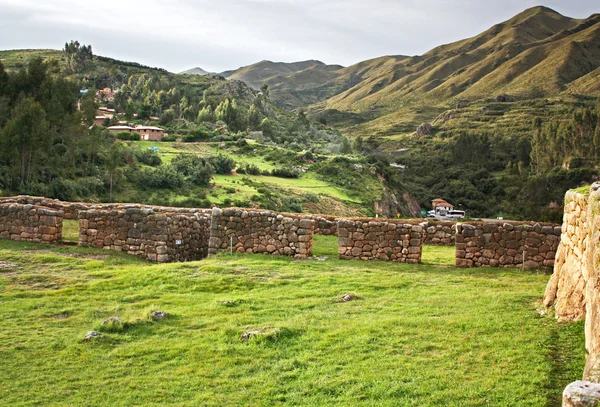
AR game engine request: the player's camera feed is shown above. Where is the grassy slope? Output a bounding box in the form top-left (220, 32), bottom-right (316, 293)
top-left (0, 238), bottom-right (584, 406)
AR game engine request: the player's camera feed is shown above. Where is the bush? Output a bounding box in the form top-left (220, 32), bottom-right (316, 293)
top-left (271, 166), bottom-right (300, 178)
top-left (208, 154), bottom-right (236, 175)
top-left (182, 128), bottom-right (212, 142)
top-left (236, 163), bottom-right (262, 175)
top-left (115, 132), bottom-right (140, 141)
top-left (137, 165), bottom-right (184, 189)
top-left (135, 149), bottom-right (162, 167)
top-left (171, 155), bottom-right (215, 186)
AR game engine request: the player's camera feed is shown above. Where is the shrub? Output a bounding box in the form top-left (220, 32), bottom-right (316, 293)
top-left (137, 165), bottom-right (184, 189)
top-left (271, 166), bottom-right (300, 178)
top-left (115, 132), bottom-right (140, 141)
top-left (135, 149), bottom-right (162, 167)
top-left (208, 154), bottom-right (236, 175)
top-left (236, 163), bottom-right (262, 175)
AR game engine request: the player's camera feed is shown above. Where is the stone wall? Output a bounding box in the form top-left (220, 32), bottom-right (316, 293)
top-left (455, 221), bottom-right (561, 268)
top-left (0, 203), bottom-right (63, 243)
top-left (544, 184), bottom-right (600, 384)
top-left (424, 222), bottom-right (456, 245)
top-left (78, 206), bottom-right (211, 262)
top-left (302, 214), bottom-right (338, 235)
top-left (544, 190), bottom-right (589, 322)
top-left (337, 219), bottom-right (425, 263)
top-left (0, 195), bottom-right (90, 219)
top-left (208, 208), bottom-right (314, 258)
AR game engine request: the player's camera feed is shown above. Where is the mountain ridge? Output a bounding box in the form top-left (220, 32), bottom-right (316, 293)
top-left (213, 6), bottom-right (600, 136)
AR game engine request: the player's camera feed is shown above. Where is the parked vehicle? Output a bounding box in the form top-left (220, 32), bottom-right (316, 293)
top-left (426, 210), bottom-right (436, 218)
top-left (446, 210), bottom-right (465, 219)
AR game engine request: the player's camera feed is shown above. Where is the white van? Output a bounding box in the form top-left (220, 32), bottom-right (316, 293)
top-left (447, 210), bottom-right (465, 219)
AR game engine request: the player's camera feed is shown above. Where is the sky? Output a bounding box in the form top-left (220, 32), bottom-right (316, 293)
top-left (0, 0), bottom-right (598, 73)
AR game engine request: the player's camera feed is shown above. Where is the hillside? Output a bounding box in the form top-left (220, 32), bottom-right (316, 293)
top-left (220, 60), bottom-right (346, 108)
top-left (219, 7), bottom-right (600, 139)
top-left (0, 47), bottom-right (391, 218)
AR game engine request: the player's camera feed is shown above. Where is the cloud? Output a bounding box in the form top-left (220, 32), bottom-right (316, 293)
top-left (0, 0), bottom-right (597, 72)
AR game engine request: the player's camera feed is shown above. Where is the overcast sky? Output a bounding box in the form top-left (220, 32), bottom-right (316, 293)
top-left (0, 0), bottom-right (597, 73)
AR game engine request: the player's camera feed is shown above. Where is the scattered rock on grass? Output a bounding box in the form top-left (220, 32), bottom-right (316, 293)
top-left (150, 310), bottom-right (171, 321)
top-left (563, 381), bottom-right (600, 406)
top-left (102, 317), bottom-right (123, 325)
top-left (341, 294), bottom-right (355, 302)
top-left (240, 327), bottom-right (281, 341)
top-left (84, 331), bottom-right (103, 341)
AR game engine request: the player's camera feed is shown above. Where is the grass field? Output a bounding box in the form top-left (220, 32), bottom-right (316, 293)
top-left (0, 238), bottom-right (584, 406)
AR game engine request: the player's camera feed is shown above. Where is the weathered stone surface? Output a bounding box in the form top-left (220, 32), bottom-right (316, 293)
top-left (150, 310), bottom-right (171, 321)
top-left (562, 381), bottom-right (600, 407)
top-left (83, 331), bottom-right (103, 341)
top-left (455, 221), bottom-right (559, 269)
top-left (0, 203), bottom-right (63, 243)
top-left (209, 209), bottom-right (314, 258)
top-left (337, 219), bottom-right (424, 262)
top-left (79, 207), bottom-right (211, 263)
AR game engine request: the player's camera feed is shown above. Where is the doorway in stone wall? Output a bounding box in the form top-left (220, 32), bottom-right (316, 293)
top-left (421, 244), bottom-right (455, 266)
top-left (311, 235), bottom-right (339, 259)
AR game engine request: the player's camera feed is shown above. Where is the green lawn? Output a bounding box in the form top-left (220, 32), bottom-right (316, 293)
top-left (62, 219), bottom-right (80, 242)
top-left (421, 244), bottom-right (456, 267)
top-left (0, 240), bottom-right (584, 406)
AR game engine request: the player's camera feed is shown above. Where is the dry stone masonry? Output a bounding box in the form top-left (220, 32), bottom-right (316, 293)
top-left (302, 214), bottom-right (338, 236)
top-left (544, 184), bottom-right (600, 391)
top-left (0, 195), bottom-right (90, 219)
top-left (544, 190), bottom-right (590, 322)
top-left (0, 203), bottom-right (63, 243)
top-left (455, 221), bottom-right (560, 268)
top-left (78, 206), bottom-right (211, 262)
top-left (424, 222), bottom-right (456, 245)
top-left (337, 219), bottom-right (425, 263)
top-left (208, 208), bottom-right (314, 258)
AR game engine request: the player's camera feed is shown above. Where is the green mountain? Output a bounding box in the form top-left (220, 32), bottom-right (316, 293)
top-left (221, 7), bottom-right (600, 139)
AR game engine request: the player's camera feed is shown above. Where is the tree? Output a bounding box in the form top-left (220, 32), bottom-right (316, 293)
top-left (260, 84), bottom-right (269, 99)
top-left (103, 143), bottom-right (126, 200)
top-left (0, 98), bottom-right (49, 186)
top-left (354, 136), bottom-right (364, 152)
top-left (81, 91), bottom-right (97, 126)
top-left (259, 118), bottom-right (274, 138)
top-left (196, 105), bottom-right (213, 123)
top-left (340, 137), bottom-right (352, 154)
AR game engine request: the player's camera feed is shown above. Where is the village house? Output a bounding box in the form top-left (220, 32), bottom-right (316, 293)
top-left (432, 198), bottom-right (454, 215)
top-left (107, 125), bottom-right (165, 141)
top-left (95, 87), bottom-right (119, 103)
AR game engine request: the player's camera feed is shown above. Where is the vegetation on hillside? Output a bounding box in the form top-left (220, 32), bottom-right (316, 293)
top-left (0, 46), bottom-right (383, 216)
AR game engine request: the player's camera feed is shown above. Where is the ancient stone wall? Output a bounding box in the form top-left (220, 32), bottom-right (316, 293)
top-left (337, 219), bottom-right (425, 263)
top-left (208, 208), bottom-right (314, 258)
top-left (544, 185), bottom-right (600, 385)
top-left (302, 214), bottom-right (338, 235)
top-left (424, 222), bottom-right (456, 245)
top-left (455, 221), bottom-right (560, 268)
top-left (78, 206), bottom-right (211, 262)
top-left (0, 195), bottom-right (90, 219)
top-left (544, 190), bottom-right (589, 322)
top-left (0, 203), bottom-right (63, 243)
